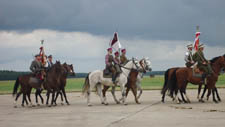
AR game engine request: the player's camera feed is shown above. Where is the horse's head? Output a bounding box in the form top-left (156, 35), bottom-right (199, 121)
top-left (63, 62), bottom-right (76, 76)
top-left (131, 57), bottom-right (141, 70)
top-left (139, 57), bottom-right (152, 73)
top-left (211, 55), bottom-right (225, 71)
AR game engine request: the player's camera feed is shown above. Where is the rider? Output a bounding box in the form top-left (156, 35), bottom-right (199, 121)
top-left (105, 48), bottom-right (116, 83)
top-left (47, 55), bottom-right (54, 68)
top-left (30, 54), bottom-right (45, 89)
top-left (184, 44), bottom-right (194, 68)
top-left (120, 48), bottom-right (128, 65)
top-left (113, 51), bottom-right (122, 83)
top-left (30, 54), bottom-right (43, 75)
top-left (193, 44), bottom-right (213, 83)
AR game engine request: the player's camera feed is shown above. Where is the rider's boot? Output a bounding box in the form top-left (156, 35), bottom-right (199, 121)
top-left (201, 73), bottom-right (207, 84)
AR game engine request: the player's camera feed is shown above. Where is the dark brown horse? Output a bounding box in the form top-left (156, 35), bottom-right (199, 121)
top-left (54, 63), bottom-right (75, 105)
top-left (44, 61), bottom-right (65, 106)
top-left (165, 55), bottom-right (225, 103)
top-left (12, 71), bottom-right (46, 107)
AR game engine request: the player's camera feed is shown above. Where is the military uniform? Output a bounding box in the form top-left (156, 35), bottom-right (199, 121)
top-left (30, 60), bottom-right (43, 73)
top-left (185, 44), bottom-right (194, 68)
top-left (105, 51), bottom-right (115, 74)
top-left (192, 46), bottom-right (213, 75)
top-left (120, 54), bottom-right (128, 65)
top-left (120, 49), bottom-right (128, 65)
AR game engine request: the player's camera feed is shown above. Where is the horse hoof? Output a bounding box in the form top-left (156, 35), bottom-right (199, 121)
top-left (88, 104), bottom-right (92, 107)
top-left (21, 104), bottom-right (24, 107)
top-left (61, 103), bottom-right (64, 105)
top-left (199, 99), bottom-right (205, 103)
top-left (101, 102), bottom-right (104, 105)
top-left (37, 104), bottom-right (40, 106)
top-left (218, 99), bottom-right (221, 102)
top-left (104, 103), bottom-right (109, 106)
top-left (124, 103), bottom-right (128, 106)
top-left (214, 100), bottom-right (218, 103)
top-left (32, 105), bottom-right (36, 107)
top-left (14, 106), bottom-right (17, 108)
top-left (67, 103), bottom-right (70, 105)
top-left (116, 101), bottom-right (120, 104)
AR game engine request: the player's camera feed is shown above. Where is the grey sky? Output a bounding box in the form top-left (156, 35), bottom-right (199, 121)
top-left (0, 0), bottom-right (225, 72)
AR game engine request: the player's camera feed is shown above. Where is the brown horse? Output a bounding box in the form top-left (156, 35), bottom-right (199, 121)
top-left (54, 63), bottom-right (75, 105)
top-left (44, 61), bottom-right (65, 106)
top-left (102, 69), bottom-right (140, 104)
top-left (161, 67), bottom-right (221, 103)
top-left (166, 55), bottom-right (225, 103)
top-left (13, 70), bottom-right (46, 107)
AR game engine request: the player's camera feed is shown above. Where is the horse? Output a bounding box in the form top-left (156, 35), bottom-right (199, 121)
top-left (102, 58), bottom-right (152, 104)
top-left (54, 63), bottom-right (75, 105)
top-left (12, 70), bottom-right (46, 108)
top-left (44, 61), bottom-right (65, 106)
top-left (161, 67), bottom-right (221, 103)
top-left (165, 55), bottom-right (225, 104)
top-left (82, 58), bottom-right (141, 106)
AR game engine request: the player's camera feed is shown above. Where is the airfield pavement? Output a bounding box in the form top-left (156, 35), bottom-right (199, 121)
top-left (0, 89), bottom-right (225, 127)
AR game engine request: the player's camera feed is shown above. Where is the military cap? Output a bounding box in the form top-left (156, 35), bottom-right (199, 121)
top-left (48, 55), bottom-right (52, 58)
top-left (187, 44), bottom-right (193, 48)
top-left (198, 44), bottom-right (204, 48)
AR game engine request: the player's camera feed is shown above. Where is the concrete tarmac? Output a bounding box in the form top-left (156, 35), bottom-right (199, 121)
top-left (0, 89), bottom-right (225, 127)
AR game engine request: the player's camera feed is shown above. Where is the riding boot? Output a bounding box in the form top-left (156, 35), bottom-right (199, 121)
top-left (112, 74), bottom-right (116, 84)
top-left (201, 73), bottom-right (207, 84)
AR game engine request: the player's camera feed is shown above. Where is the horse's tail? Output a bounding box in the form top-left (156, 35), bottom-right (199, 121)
top-left (167, 69), bottom-right (178, 97)
top-left (82, 73), bottom-right (90, 95)
top-left (13, 77), bottom-right (20, 97)
top-left (161, 69), bottom-right (170, 94)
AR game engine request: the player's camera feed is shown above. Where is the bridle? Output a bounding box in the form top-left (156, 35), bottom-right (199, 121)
top-left (120, 58), bottom-right (140, 71)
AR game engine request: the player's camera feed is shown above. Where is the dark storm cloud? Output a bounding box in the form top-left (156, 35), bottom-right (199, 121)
top-left (0, 0), bottom-right (225, 46)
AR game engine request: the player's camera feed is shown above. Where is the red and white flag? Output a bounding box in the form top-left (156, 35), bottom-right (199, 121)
top-left (110, 32), bottom-right (121, 51)
top-left (193, 31), bottom-right (200, 51)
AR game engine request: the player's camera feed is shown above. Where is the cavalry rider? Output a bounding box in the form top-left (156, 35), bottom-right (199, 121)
top-left (30, 54), bottom-right (45, 89)
top-left (193, 44), bottom-right (213, 83)
top-left (114, 51), bottom-right (122, 83)
top-left (184, 44), bottom-right (194, 68)
top-left (120, 48), bottom-right (128, 65)
top-left (47, 55), bottom-right (54, 68)
top-left (105, 48), bottom-right (116, 82)
top-left (30, 54), bottom-right (43, 75)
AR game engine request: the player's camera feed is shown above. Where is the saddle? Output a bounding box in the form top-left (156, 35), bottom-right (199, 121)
top-left (192, 63), bottom-right (203, 78)
top-left (103, 69), bottom-right (113, 78)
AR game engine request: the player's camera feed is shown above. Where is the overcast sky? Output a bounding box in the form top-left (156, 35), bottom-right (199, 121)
top-left (0, 0), bottom-right (225, 72)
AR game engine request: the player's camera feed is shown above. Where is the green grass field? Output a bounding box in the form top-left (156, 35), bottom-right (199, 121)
top-left (0, 75), bottom-right (225, 94)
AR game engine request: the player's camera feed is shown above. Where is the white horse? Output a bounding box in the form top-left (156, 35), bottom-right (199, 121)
top-left (136, 57), bottom-right (152, 99)
top-left (82, 58), bottom-right (141, 106)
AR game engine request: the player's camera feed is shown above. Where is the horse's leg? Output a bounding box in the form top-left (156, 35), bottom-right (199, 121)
top-left (161, 86), bottom-right (168, 103)
top-left (214, 87), bottom-right (221, 102)
top-left (179, 89), bottom-right (186, 103)
top-left (102, 86), bottom-right (110, 105)
top-left (62, 88), bottom-right (69, 105)
top-left (111, 86), bottom-right (120, 104)
top-left (51, 90), bottom-right (56, 106)
top-left (131, 83), bottom-right (140, 104)
top-left (14, 92), bottom-right (22, 108)
top-left (136, 81), bottom-right (143, 100)
top-left (197, 84), bottom-right (202, 99)
top-left (35, 90), bottom-right (40, 106)
top-left (38, 90), bottom-right (44, 104)
top-left (96, 84), bottom-right (105, 105)
top-left (120, 84), bottom-right (127, 105)
top-left (212, 88), bottom-right (218, 103)
top-left (174, 89), bottom-right (180, 104)
top-left (27, 92), bottom-right (34, 107)
top-left (59, 91), bottom-right (64, 105)
top-left (46, 91), bottom-right (50, 106)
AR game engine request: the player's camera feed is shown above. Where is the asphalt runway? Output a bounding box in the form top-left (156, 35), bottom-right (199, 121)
top-left (1, 89), bottom-right (225, 127)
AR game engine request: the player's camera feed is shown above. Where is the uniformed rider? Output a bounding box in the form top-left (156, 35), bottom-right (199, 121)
top-left (192, 44), bottom-right (213, 84)
top-left (120, 48), bottom-right (128, 65)
top-left (105, 48), bottom-right (116, 83)
top-left (185, 44), bottom-right (194, 68)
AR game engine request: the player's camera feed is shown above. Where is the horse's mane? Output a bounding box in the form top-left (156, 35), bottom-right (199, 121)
top-left (210, 56), bottom-right (221, 64)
